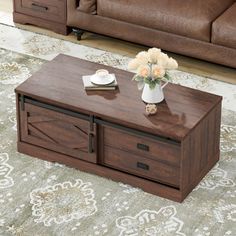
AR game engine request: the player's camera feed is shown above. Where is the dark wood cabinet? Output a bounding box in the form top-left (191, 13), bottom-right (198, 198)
top-left (100, 125), bottom-right (181, 187)
top-left (13, 0), bottom-right (68, 35)
top-left (15, 55), bottom-right (222, 202)
top-left (102, 125), bottom-right (180, 166)
top-left (20, 102), bottom-right (97, 163)
top-left (102, 146), bottom-right (180, 188)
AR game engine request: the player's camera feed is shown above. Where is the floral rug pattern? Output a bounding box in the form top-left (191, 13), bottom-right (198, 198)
top-left (0, 153), bottom-right (14, 189)
top-left (0, 23), bottom-right (236, 236)
top-left (116, 207), bottom-right (185, 236)
top-left (30, 179), bottom-right (97, 227)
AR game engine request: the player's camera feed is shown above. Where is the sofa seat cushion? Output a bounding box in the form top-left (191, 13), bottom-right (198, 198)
top-left (97, 0), bottom-right (234, 42)
top-left (212, 3), bottom-right (236, 49)
top-left (77, 0), bottom-right (96, 14)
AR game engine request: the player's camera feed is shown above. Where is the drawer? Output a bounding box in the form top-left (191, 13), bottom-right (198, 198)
top-left (15, 0), bottom-right (66, 23)
top-left (20, 102), bottom-right (97, 163)
top-left (103, 126), bottom-right (180, 167)
top-left (102, 146), bottom-right (180, 187)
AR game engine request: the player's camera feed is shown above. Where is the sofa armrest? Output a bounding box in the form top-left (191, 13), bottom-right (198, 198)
top-left (212, 3), bottom-right (236, 49)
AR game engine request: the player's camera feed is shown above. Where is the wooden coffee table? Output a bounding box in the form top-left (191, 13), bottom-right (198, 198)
top-left (15, 54), bottom-right (222, 202)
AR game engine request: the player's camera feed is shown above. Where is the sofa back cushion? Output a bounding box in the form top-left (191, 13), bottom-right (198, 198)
top-left (97, 0), bottom-right (234, 42)
top-left (77, 0), bottom-right (96, 14)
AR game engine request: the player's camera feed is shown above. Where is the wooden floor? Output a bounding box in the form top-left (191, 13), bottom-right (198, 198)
top-left (0, 0), bottom-right (235, 84)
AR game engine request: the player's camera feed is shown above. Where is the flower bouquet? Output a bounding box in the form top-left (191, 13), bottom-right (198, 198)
top-left (128, 48), bottom-right (178, 104)
top-left (128, 48), bottom-right (178, 90)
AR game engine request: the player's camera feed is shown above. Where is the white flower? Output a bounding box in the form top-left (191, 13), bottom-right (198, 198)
top-left (158, 53), bottom-right (169, 68)
top-left (137, 65), bottom-right (150, 77)
top-left (166, 57), bottom-right (178, 69)
top-left (128, 48), bottom-right (178, 74)
top-left (136, 51), bottom-right (149, 64)
top-left (147, 48), bottom-right (162, 64)
top-left (128, 55), bottom-right (149, 71)
top-left (157, 54), bottom-right (178, 70)
top-left (136, 51), bottom-right (148, 60)
top-left (152, 65), bottom-right (165, 78)
top-left (128, 58), bottom-right (148, 70)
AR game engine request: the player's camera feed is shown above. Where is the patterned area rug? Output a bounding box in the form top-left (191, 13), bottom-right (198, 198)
top-left (0, 24), bottom-right (236, 236)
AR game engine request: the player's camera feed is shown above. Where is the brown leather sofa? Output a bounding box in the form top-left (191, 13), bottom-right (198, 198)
top-left (67, 0), bottom-right (236, 68)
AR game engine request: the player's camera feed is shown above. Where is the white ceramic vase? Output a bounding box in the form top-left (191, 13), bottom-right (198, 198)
top-left (141, 82), bottom-right (168, 104)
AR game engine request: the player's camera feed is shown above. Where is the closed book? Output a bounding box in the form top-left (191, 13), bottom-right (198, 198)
top-left (85, 87), bottom-right (116, 91)
top-left (82, 74), bottom-right (118, 91)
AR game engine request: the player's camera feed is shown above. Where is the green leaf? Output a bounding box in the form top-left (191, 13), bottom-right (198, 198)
top-left (148, 80), bottom-right (157, 90)
top-left (164, 71), bottom-right (172, 81)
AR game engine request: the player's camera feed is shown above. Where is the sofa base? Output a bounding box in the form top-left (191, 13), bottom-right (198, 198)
top-left (67, 11), bottom-right (236, 68)
top-left (72, 28), bottom-right (85, 40)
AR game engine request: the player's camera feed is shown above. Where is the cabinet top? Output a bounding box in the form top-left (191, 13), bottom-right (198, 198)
top-left (15, 54), bottom-right (222, 141)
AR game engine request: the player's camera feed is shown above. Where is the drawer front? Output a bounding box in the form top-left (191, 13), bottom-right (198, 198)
top-left (103, 126), bottom-right (180, 167)
top-left (15, 0), bottom-right (66, 23)
top-left (103, 146), bottom-right (180, 187)
top-left (20, 102), bottom-right (97, 163)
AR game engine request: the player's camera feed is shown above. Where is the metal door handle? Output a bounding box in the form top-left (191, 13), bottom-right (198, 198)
top-left (88, 133), bottom-right (94, 153)
top-left (137, 162), bottom-right (149, 170)
top-left (137, 143), bottom-right (149, 152)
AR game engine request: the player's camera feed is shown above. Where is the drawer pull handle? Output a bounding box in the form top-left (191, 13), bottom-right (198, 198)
top-left (137, 162), bottom-right (149, 170)
top-left (137, 143), bottom-right (149, 151)
top-left (31, 3), bottom-right (48, 11)
top-left (88, 133), bottom-right (94, 153)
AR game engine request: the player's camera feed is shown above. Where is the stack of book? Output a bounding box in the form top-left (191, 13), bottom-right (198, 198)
top-left (82, 74), bottom-right (118, 91)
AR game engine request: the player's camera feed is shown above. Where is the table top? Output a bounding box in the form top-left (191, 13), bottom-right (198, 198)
top-left (15, 54), bottom-right (222, 141)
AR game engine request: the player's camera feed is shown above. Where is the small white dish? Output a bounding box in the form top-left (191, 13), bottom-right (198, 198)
top-left (90, 69), bottom-right (115, 85)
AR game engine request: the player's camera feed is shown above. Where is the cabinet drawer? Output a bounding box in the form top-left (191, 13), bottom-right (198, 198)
top-left (103, 126), bottom-right (180, 167)
top-left (103, 146), bottom-right (180, 187)
top-left (20, 102), bottom-right (97, 163)
top-left (15, 0), bottom-right (66, 23)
